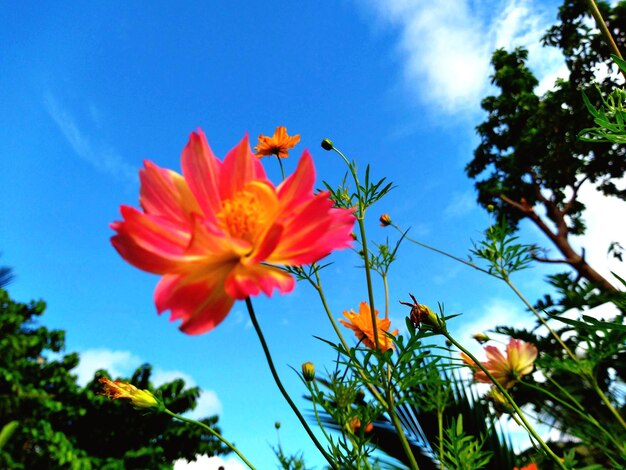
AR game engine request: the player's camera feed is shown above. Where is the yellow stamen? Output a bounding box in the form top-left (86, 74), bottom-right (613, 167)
top-left (216, 182), bottom-right (278, 244)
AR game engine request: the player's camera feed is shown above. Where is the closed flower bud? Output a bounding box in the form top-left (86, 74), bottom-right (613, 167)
top-left (379, 214), bottom-right (392, 227)
top-left (321, 138), bottom-right (334, 151)
top-left (302, 361), bottom-right (315, 382)
top-left (98, 377), bottom-right (159, 410)
top-left (274, 421), bottom-right (281, 429)
top-left (485, 386), bottom-right (514, 417)
top-left (486, 204), bottom-right (495, 212)
top-left (400, 294), bottom-right (444, 332)
top-left (472, 333), bottom-right (491, 344)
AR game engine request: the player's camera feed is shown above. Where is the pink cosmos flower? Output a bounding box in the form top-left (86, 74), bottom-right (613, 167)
top-left (461, 338), bottom-right (538, 388)
top-left (111, 130), bottom-right (355, 334)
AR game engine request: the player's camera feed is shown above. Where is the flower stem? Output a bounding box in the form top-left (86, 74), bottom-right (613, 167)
top-left (503, 275), bottom-right (577, 361)
top-left (396, 224), bottom-right (576, 362)
top-left (521, 381), bottom-right (623, 450)
top-left (590, 376), bottom-right (626, 431)
top-left (331, 145), bottom-right (379, 350)
top-left (310, 270), bottom-right (388, 408)
top-left (383, 274), bottom-right (390, 320)
top-left (385, 384), bottom-right (421, 470)
top-left (163, 408), bottom-right (256, 470)
top-left (244, 297), bottom-right (336, 468)
top-left (276, 155), bottom-right (286, 180)
top-left (585, 0), bottom-right (624, 64)
top-left (445, 334), bottom-right (567, 470)
top-left (437, 407), bottom-right (444, 470)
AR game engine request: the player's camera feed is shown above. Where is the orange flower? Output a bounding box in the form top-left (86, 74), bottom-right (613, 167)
top-left (111, 130), bottom-right (355, 334)
top-left (339, 302), bottom-right (398, 352)
top-left (98, 377), bottom-right (159, 409)
top-left (461, 338), bottom-right (538, 388)
top-left (254, 126), bottom-right (300, 158)
top-left (348, 416), bottom-right (374, 434)
top-left (513, 463), bottom-right (538, 470)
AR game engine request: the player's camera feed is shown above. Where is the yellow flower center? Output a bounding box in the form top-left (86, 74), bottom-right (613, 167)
top-left (216, 181), bottom-right (278, 244)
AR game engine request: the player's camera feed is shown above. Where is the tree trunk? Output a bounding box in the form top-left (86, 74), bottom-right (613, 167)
top-left (501, 195), bottom-right (618, 294)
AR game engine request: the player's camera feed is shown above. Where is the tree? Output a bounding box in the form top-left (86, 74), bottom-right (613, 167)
top-left (467, 0), bottom-right (626, 297)
top-left (0, 287), bottom-right (229, 469)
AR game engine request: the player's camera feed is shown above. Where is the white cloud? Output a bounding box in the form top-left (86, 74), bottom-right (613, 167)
top-left (152, 369), bottom-right (197, 387)
top-left (451, 297), bottom-right (535, 355)
top-left (73, 348), bottom-right (222, 417)
top-left (174, 455), bottom-right (248, 470)
top-left (187, 389), bottom-right (223, 419)
top-left (572, 183), bottom-right (626, 286)
top-left (44, 93), bottom-right (137, 182)
top-left (73, 348), bottom-right (142, 386)
top-left (357, 0), bottom-right (567, 115)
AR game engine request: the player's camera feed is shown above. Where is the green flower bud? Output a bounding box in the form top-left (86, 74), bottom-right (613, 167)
top-left (321, 138), bottom-right (334, 151)
top-left (301, 361), bottom-right (315, 382)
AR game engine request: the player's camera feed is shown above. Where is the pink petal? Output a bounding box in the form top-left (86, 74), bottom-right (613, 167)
top-left (181, 130), bottom-right (222, 224)
top-left (484, 345), bottom-right (506, 364)
top-left (110, 206), bottom-right (190, 274)
top-left (224, 263), bottom-right (294, 299)
top-left (219, 135), bottom-right (268, 201)
top-left (154, 271), bottom-right (235, 335)
top-left (270, 193), bottom-right (355, 265)
top-left (140, 160), bottom-right (200, 226)
top-left (276, 151), bottom-right (316, 214)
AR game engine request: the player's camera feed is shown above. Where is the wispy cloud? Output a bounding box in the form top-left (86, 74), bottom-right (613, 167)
top-left (357, 0), bottom-right (566, 116)
top-left (73, 348), bottom-right (222, 417)
top-left (44, 93), bottom-right (137, 183)
top-left (443, 190), bottom-right (478, 218)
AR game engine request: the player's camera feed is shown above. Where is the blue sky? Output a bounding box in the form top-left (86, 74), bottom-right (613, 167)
top-left (2, 1), bottom-right (625, 468)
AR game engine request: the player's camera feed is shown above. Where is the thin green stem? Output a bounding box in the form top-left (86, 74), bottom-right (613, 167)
top-left (164, 408), bottom-right (256, 470)
top-left (245, 298), bottom-right (336, 468)
top-left (309, 269), bottom-right (388, 408)
top-left (585, 0), bottom-right (625, 67)
top-left (396, 223), bottom-right (576, 362)
top-left (276, 156), bottom-right (286, 180)
top-left (590, 376), bottom-right (626, 430)
top-left (383, 274), bottom-right (390, 320)
top-left (309, 380), bottom-right (336, 449)
top-left (392, 225), bottom-right (490, 276)
top-left (386, 384), bottom-right (421, 470)
top-left (331, 146), bottom-right (379, 349)
top-left (437, 407), bottom-right (444, 470)
top-left (446, 334), bottom-right (567, 470)
top-left (544, 374), bottom-right (585, 412)
top-left (521, 381), bottom-right (623, 450)
top-left (503, 276), bottom-right (577, 361)
top-left (357, 217), bottom-right (380, 350)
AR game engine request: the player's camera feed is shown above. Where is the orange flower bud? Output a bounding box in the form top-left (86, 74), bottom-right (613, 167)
top-left (98, 377), bottom-right (159, 410)
top-left (379, 214), bottom-right (392, 226)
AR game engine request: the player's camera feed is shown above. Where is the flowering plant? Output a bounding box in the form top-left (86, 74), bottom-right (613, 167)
top-left (98, 4), bottom-right (626, 467)
top-left (101, 124), bottom-right (626, 470)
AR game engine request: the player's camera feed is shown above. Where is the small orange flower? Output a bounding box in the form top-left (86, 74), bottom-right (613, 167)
top-left (339, 302), bottom-right (398, 352)
top-left (254, 126), bottom-right (300, 158)
top-left (461, 338), bottom-right (538, 389)
top-left (348, 416), bottom-right (374, 434)
top-left (98, 377), bottom-right (159, 409)
top-left (513, 463), bottom-right (538, 470)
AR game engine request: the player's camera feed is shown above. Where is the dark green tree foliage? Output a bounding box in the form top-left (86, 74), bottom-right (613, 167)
top-left (467, 0), bottom-right (626, 295)
top-left (0, 288), bottom-right (228, 469)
